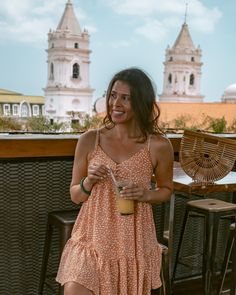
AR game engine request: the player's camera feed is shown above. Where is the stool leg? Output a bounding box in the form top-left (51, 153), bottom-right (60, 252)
top-left (203, 214), bottom-right (220, 295)
top-left (58, 225), bottom-right (73, 295)
top-left (230, 225), bottom-right (236, 295)
top-left (60, 225), bottom-right (73, 253)
top-left (168, 193), bottom-right (175, 282)
top-left (39, 222), bottom-right (53, 295)
top-left (218, 225), bottom-right (235, 294)
top-left (160, 247), bottom-right (171, 295)
top-left (172, 209), bottom-right (189, 282)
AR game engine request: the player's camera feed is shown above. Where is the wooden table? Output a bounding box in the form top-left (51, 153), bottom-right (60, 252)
top-left (173, 161), bottom-right (236, 195)
top-left (168, 162), bottom-right (236, 281)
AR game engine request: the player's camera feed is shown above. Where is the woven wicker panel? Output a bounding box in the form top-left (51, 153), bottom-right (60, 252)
top-left (0, 157), bottom-right (78, 295)
top-left (180, 130), bottom-right (236, 184)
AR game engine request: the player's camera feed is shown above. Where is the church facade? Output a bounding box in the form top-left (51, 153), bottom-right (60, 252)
top-left (44, 0), bottom-right (94, 125)
top-left (160, 22), bottom-right (204, 103)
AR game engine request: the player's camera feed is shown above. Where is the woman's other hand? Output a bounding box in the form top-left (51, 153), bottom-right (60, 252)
top-left (87, 162), bottom-right (109, 186)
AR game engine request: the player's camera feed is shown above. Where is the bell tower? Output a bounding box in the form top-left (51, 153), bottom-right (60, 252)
top-left (159, 7), bottom-right (204, 103)
top-left (44, 0), bottom-right (94, 124)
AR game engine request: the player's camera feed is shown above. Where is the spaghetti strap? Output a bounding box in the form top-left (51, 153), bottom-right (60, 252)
top-left (147, 134), bottom-right (152, 151)
top-left (94, 129), bottom-right (100, 149)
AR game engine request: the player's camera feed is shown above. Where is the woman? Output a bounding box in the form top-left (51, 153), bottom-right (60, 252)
top-left (56, 68), bottom-right (174, 295)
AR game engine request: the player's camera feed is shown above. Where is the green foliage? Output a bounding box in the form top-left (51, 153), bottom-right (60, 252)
top-left (204, 116), bottom-right (227, 133)
top-left (26, 116), bottom-right (66, 133)
top-left (159, 120), bottom-right (170, 130)
top-left (71, 114), bottom-right (103, 132)
top-left (1, 112), bottom-right (230, 134)
top-left (172, 114), bottom-right (191, 129)
top-left (229, 118), bottom-right (236, 132)
top-left (0, 117), bottom-right (21, 131)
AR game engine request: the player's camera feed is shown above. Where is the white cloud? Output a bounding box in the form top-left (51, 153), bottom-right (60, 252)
top-left (32, 0), bottom-right (65, 15)
top-left (102, 0), bottom-right (222, 39)
top-left (135, 19), bottom-right (168, 43)
top-left (190, 7), bottom-right (222, 33)
top-left (104, 0), bottom-right (157, 17)
top-left (0, 0), bottom-right (222, 46)
top-left (0, 0), bottom-right (32, 20)
top-left (0, 0), bottom-right (94, 45)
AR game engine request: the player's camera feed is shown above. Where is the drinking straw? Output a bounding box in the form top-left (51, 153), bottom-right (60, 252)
top-left (109, 168), bottom-right (118, 186)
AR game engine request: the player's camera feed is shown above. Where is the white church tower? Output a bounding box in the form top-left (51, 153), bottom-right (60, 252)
top-left (159, 19), bottom-right (204, 103)
top-left (44, 0), bottom-right (94, 124)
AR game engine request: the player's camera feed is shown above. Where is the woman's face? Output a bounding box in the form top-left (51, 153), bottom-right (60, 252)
top-left (108, 80), bottom-right (134, 124)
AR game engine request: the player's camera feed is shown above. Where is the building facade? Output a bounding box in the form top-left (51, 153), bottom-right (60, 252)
top-left (44, 0), bottom-right (94, 125)
top-left (0, 88), bottom-right (44, 118)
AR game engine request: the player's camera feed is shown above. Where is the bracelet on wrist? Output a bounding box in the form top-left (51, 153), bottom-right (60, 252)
top-left (80, 177), bottom-right (92, 196)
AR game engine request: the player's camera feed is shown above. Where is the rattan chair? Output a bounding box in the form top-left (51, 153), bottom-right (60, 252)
top-left (180, 130), bottom-right (236, 184)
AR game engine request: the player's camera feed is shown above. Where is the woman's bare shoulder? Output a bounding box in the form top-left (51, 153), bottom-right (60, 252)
top-left (151, 134), bottom-right (173, 150)
top-left (150, 134), bottom-right (174, 168)
top-left (76, 129), bottom-right (98, 152)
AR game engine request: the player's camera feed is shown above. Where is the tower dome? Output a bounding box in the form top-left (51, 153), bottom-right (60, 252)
top-left (222, 83), bottom-right (236, 103)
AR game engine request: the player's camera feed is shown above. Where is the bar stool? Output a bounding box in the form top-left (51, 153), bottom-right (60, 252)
top-left (38, 209), bottom-right (80, 295)
top-left (172, 199), bottom-right (236, 295)
top-left (218, 222), bottom-right (236, 295)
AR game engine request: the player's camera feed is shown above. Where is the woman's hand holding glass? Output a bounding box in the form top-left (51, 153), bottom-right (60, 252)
top-left (119, 183), bottom-right (147, 202)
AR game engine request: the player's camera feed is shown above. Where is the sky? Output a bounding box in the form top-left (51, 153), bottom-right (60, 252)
top-left (0, 0), bottom-right (236, 103)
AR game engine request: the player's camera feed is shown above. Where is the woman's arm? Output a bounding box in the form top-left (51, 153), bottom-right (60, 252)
top-left (70, 131), bottom-right (95, 204)
top-left (146, 135), bottom-right (174, 203)
top-left (70, 130), bottom-right (109, 204)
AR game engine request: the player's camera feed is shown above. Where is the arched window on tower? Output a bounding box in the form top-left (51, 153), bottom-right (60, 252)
top-left (72, 63), bottom-right (80, 79)
top-left (168, 74), bottom-right (172, 84)
top-left (191, 57), bottom-right (195, 62)
top-left (169, 56), bottom-right (173, 61)
top-left (190, 74), bottom-right (194, 86)
top-left (74, 43), bottom-right (79, 48)
top-left (50, 63), bottom-right (54, 80)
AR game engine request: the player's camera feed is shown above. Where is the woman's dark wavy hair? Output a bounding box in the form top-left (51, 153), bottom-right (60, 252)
top-left (103, 67), bottom-right (163, 140)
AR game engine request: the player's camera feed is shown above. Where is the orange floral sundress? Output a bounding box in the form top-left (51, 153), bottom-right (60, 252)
top-left (56, 132), bottom-right (162, 294)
